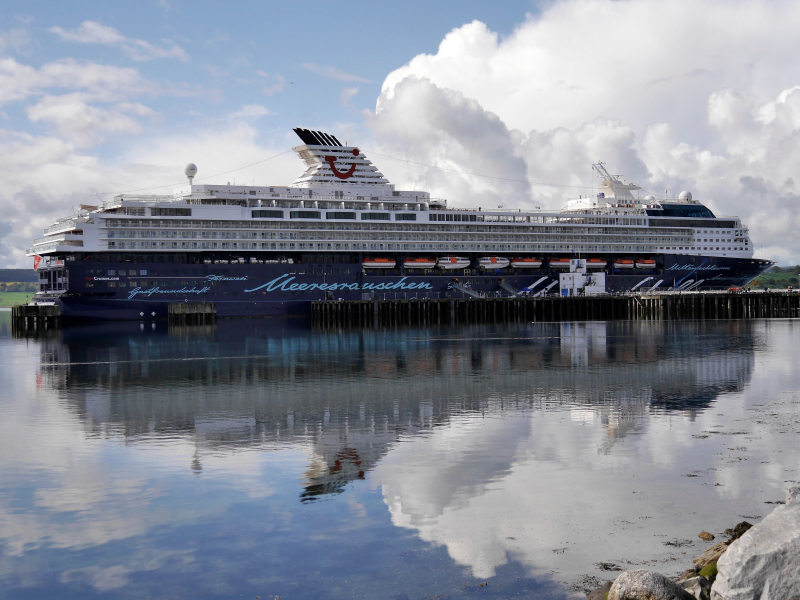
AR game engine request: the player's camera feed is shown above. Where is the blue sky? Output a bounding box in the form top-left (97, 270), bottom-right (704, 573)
top-left (6, 1), bottom-right (544, 159)
top-left (4, 0), bottom-right (800, 266)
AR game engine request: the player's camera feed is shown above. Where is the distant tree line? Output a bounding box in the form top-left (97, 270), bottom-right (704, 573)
top-left (0, 282), bottom-right (38, 293)
top-left (0, 269), bottom-right (39, 283)
top-left (769, 265), bottom-right (800, 274)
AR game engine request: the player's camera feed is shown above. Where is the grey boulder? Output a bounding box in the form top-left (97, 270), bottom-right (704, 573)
top-left (711, 488), bottom-right (800, 600)
top-left (681, 575), bottom-right (711, 600)
top-left (587, 581), bottom-right (613, 600)
top-left (609, 570), bottom-right (695, 600)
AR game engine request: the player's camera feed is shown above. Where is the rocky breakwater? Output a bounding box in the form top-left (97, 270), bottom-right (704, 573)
top-left (588, 487), bottom-right (800, 600)
top-left (711, 486), bottom-right (800, 600)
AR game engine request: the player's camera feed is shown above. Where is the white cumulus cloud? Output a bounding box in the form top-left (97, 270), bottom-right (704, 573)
top-left (369, 0), bottom-right (800, 263)
top-left (49, 20), bottom-right (188, 62)
top-left (27, 94), bottom-right (154, 146)
top-left (303, 63), bottom-right (370, 83)
top-left (256, 71), bottom-right (285, 96)
top-left (340, 86), bottom-right (359, 110)
top-left (0, 122), bottom-right (297, 266)
top-left (0, 57), bottom-right (156, 106)
top-left (49, 21), bottom-right (125, 45)
top-left (230, 103), bottom-right (273, 119)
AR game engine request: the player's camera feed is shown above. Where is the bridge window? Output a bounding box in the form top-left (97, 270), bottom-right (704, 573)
top-left (361, 212), bottom-right (390, 221)
top-left (252, 210), bottom-right (283, 218)
top-left (151, 208), bottom-right (191, 217)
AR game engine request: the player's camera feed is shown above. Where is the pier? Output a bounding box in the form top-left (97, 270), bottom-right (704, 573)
top-left (168, 302), bottom-right (217, 325)
top-left (311, 291), bottom-right (800, 328)
top-left (11, 304), bottom-right (61, 333)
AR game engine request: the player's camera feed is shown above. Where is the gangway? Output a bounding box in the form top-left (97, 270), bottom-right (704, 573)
top-left (534, 281), bottom-right (559, 297)
top-left (684, 279), bottom-right (705, 291)
top-left (498, 279), bottom-right (519, 297)
top-left (449, 281), bottom-right (482, 298)
top-left (648, 279), bottom-right (664, 292)
top-left (630, 277), bottom-right (653, 292)
top-left (521, 277), bottom-right (549, 293)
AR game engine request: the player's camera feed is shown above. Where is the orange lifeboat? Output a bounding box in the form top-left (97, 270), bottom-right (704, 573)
top-left (403, 257), bottom-right (437, 270)
top-left (586, 258), bottom-right (607, 269)
top-left (635, 259), bottom-right (657, 269)
top-left (437, 256), bottom-right (471, 270)
top-left (549, 258), bottom-right (572, 269)
top-left (479, 256), bottom-right (510, 269)
top-left (613, 259), bottom-right (635, 269)
top-left (510, 257), bottom-right (543, 268)
top-left (362, 257), bottom-right (396, 269)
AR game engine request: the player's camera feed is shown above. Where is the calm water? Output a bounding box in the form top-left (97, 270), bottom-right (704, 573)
top-left (1, 313), bottom-right (799, 599)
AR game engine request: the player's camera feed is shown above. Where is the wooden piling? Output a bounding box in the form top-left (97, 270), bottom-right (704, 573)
top-left (310, 292), bottom-right (800, 329)
top-left (167, 302), bottom-right (217, 325)
top-left (11, 303), bottom-right (61, 335)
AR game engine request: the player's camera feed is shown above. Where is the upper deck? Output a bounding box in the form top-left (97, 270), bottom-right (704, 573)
top-left (26, 131), bottom-right (752, 260)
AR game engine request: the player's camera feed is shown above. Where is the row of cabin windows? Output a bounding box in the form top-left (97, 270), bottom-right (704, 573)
top-left (101, 218), bottom-right (696, 236)
top-left (108, 241), bottom-right (666, 253)
top-left (106, 230), bottom-right (692, 244)
top-left (108, 209), bottom-right (741, 230)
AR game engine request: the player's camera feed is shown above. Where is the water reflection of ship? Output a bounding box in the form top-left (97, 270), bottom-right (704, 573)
top-left (30, 319), bottom-right (757, 499)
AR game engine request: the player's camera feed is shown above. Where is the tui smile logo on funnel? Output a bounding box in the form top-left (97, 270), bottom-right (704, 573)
top-left (324, 148), bottom-right (359, 179)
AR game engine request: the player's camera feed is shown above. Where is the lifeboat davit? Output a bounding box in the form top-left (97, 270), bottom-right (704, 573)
top-left (635, 259), bottom-right (657, 269)
top-left (549, 258), bottom-right (572, 269)
top-left (437, 256), bottom-right (471, 270)
top-left (404, 257), bottom-right (437, 269)
top-left (362, 257), bottom-right (396, 269)
top-left (586, 259), bottom-right (607, 269)
top-left (479, 256), bottom-right (510, 270)
top-left (510, 257), bottom-right (543, 269)
top-left (614, 259), bottom-right (635, 269)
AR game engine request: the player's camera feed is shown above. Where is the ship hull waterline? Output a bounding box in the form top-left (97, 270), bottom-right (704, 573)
top-left (37, 254), bottom-right (774, 321)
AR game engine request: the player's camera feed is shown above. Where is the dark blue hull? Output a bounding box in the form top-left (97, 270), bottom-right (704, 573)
top-left (49, 254), bottom-right (773, 320)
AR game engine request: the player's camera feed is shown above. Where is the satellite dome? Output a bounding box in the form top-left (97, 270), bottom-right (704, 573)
top-left (185, 163), bottom-right (197, 182)
top-left (644, 194), bottom-right (656, 201)
top-left (678, 190), bottom-right (692, 201)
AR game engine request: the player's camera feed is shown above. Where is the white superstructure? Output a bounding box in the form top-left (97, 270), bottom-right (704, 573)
top-left (28, 130), bottom-right (753, 262)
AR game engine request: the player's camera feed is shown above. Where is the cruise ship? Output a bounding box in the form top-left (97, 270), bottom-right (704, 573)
top-left (27, 128), bottom-right (773, 319)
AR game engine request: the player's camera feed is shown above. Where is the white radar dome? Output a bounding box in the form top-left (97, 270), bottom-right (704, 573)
top-left (185, 163), bottom-right (197, 182)
top-left (644, 194), bottom-right (656, 201)
top-left (678, 190), bottom-right (692, 201)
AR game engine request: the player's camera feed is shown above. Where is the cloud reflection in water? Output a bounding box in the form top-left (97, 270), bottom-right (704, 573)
top-left (1, 315), bottom-right (796, 598)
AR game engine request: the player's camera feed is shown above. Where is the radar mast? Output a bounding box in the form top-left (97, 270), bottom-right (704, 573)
top-left (592, 161), bottom-right (641, 200)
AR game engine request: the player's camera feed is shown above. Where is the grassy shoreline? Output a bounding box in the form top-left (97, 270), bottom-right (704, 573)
top-left (750, 270), bottom-right (798, 289)
top-left (0, 292), bottom-right (34, 306)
